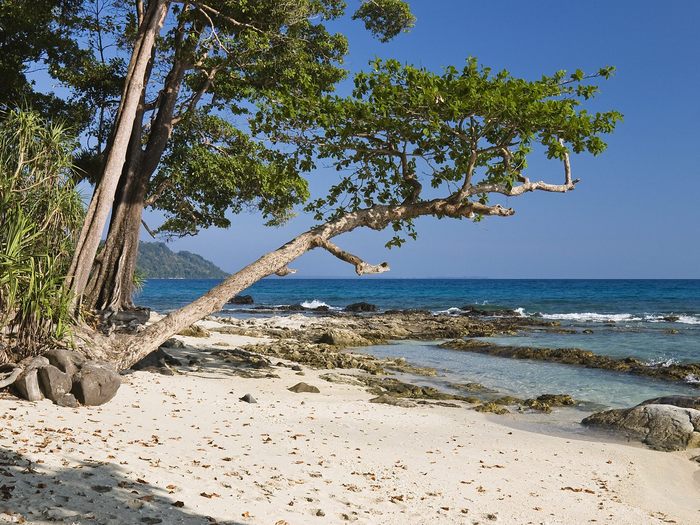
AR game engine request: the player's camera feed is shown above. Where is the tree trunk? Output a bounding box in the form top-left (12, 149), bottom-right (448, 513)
top-left (65, 0), bottom-right (169, 310)
top-left (85, 49), bottom-right (190, 313)
top-left (85, 166), bottom-right (149, 311)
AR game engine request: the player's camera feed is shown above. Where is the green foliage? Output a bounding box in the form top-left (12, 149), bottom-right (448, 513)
top-left (0, 1), bottom-right (88, 127)
top-left (257, 58), bottom-right (621, 247)
top-left (136, 242), bottom-right (228, 279)
top-left (153, 111), bottom-right (310, 236)
top-left (0, 110), bottom-right (84, 360)
top-left (353, 0), bottom-right (415, 42)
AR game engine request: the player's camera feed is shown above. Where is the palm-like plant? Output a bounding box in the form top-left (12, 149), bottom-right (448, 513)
top-left (0, 110), bottom-right (84, 361)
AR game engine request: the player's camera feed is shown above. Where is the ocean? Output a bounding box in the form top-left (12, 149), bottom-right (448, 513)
top-left (137, 278), bottom-right (700, 410)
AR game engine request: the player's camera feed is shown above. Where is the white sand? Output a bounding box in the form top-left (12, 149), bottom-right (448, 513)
top-left (0, 329), bottom-right (698, 524)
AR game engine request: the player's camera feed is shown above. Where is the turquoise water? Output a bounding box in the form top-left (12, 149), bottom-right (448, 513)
top-left (137, 279), bottom-right (700, 408)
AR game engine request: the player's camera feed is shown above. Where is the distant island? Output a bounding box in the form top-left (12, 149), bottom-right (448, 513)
top-left (136, 242), bottom-right (228, 279)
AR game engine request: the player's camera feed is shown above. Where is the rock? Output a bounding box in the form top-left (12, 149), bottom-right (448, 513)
top-left (316, 329), bottom-right (370, 347)
top-left (492, 395), bottom-right (524, 406)
top-left (228, 294), bottom-right (254, 305)
top-left (14, 368), bottom-right (43, 401)
top-left (161, 338), bottom-right (185, 349)
top-left (344, 302), bottom-right (377, 313)
top-left (439, 338), bottom-right (700, 384)
top-left (37, 365), bottom-right (72, 402)
top-left (474, 402), bottom-right (510, 415)
top-left (288, 382), bottom-right (320, 394)
top-left (450, 382), bottom-right (494, 393)
top-left (55, 393), bottom-right (79, 408)
top-left (13, 356), bottom-right (49, 401)
top-left (582, 403), bottom-right (700, 451)
top-left (44, 348), bottom-right (84, 376)
top-left (239, 393), bottom-right (257, 403)
top-left (637, 396), bottom-right (700, 410)
top-left (72, 362), bottom-right (121, 406)
top-left (131, 348), bottom-right (183, 375)
top-left (459, 305), bottom-right (517, 317)
top-left (582, 329), bottom-right (594, 334)
top-left (524, 394), bottom-right (576, 411)
top-left (108, 308), bottom-right (151, 325)
top-left (319, 373), bottom-right (365, 386)
top-left (177, 325), bottom-right (210, 337)
top-left (291, 365), bottom-right (303, 371)
top-left (369, 394), bottom-right (417, 408)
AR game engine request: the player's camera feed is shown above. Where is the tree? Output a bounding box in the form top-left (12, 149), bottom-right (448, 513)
top-left (75, 58), bottom-right (620, 369)
top-left (52, 0), bottom-right (415, 312)
top-left (0, 0), bottom-right (89, 125)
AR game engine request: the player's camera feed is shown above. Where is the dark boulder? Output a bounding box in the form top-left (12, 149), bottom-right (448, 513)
top-left (344, 302), bottom-right (377, 313)
top-left (13, 357), bottom-right (49, 402)
top-left (131, 348), bottom-right (183, 375)
top-left (239, 393), bottom-right (257, 403)
top-left (37, 365), bottom-right (73, 403)
top-left (55, 393), bottom-right (79, 408)
top-left (45, 348), bottom-right (85, 377)
top-left (72, 362), bottom-right (121, 406)
top-left (228, 294), bottom-right (254, 305)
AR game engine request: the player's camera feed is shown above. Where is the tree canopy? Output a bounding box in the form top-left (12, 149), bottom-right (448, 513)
top-left (257, 58), bottom-right (622, 246)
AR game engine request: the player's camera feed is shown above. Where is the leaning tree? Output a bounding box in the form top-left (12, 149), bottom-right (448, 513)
top-left (67, 58), bottom-right (620, 370)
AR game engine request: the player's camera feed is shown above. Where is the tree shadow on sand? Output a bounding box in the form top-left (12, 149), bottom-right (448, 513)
top-left (0, 446), bottom-right (244, 524)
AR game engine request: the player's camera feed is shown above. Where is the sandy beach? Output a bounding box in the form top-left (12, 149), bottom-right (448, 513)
top-left (1, 318), bottom-right (699, 525)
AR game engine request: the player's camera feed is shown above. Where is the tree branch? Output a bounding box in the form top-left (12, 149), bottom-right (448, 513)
top-left (311, 237), bottom-right (390, 275)
top-left (0, 366), bottom-right (22, 389)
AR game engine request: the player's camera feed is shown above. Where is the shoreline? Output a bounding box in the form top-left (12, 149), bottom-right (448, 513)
top-left (1, 315), bottom-right (699, 523)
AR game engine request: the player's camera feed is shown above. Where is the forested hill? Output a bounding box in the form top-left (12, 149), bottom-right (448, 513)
top-left (136, 242), bottom-right (228, 279)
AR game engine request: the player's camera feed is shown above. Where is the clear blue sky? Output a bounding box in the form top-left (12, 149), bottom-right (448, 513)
top-left (144, 0), bottom-right (700, 278)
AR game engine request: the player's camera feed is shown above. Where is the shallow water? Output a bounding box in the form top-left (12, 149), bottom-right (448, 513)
top-left (361, 340), bottom-right (699, 410)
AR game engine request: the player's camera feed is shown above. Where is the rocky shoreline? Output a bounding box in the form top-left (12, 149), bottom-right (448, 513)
top-left (175, 311), bottom-right (700, 451)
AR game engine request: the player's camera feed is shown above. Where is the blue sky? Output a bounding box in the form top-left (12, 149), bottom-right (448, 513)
top-left (143, 0), bottom-right (699, 278)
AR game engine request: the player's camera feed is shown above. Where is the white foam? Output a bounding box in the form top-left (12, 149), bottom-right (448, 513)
top-left (434, 307), bottom-right (464, 315)
top-left (514, 307), bottom-right (526, 317)
top-left (300, 299), bottom-right (337, 310)
top-left (538, 312), bottom-right (641, 323)
top-left (676, 315), bottom-right (700, 325)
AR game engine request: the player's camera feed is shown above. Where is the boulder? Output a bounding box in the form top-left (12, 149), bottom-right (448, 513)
top-left (228, 294), bottom-right (254, 305)
top-left (44, 348), bottom-right (84, 376)
top-left (161, 338), bottom-right (185, 349)
top-left (37, 365), bottom-right (72, 402)
top-left (638, 396), bottom-right (700, 411)
top-left (55, 393), bottom-right (79, 408)
top-left (582, 403), bottom-right (700, 451)
top-left (13, 357), bottom-right (49, 402)
top-left (131, 348), bottom-right (183, 375)
top-left (344, 302), bottom-right (377, 313)
top-left (288, 382), bottom-right (320, 394)
top-left (72, 362), bottom-right (121, 406)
